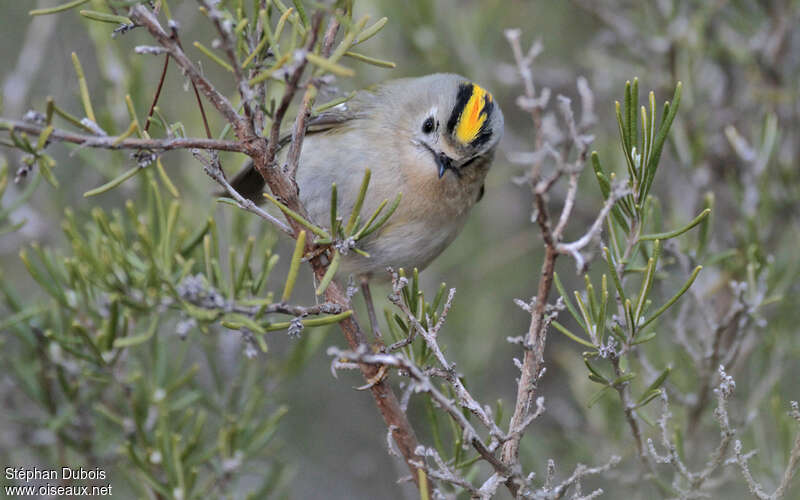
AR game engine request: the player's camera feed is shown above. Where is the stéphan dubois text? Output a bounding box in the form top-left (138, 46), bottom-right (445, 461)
top-left (5, 466), bottom-right (106, 482)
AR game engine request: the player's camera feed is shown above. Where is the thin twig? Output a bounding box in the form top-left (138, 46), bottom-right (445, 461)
top-left (328, 345), bottom-right (513, 480)
top-left (143, 55), bottom-right (171, 134)
top-left (286, 16), bottom-right (339, 180)
top-left (129, 5), bottom-right (249, 139)
top-left (2, 120), bottom-right (244, 152)
top-left (557, 184), bottom-right (630, 272)
top-left (263, 13), bottom-right (324, 177)
top-left (199, 0), bottom-right (254, 136)
top-left (388, 275), bottom-right (507, 443)
top-left (500, 31), bottom-right (612, 498)
top-left (193, 149), bottom-right (293, 235)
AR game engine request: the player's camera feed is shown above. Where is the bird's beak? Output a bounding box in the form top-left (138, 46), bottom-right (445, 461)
top-left (435, 152), bottom-right (455, 179)
top-left (415, 139), bottom-right (459, 179)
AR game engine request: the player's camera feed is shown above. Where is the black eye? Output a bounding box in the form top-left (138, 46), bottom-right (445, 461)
top-left (422, 117), bottom-right (435, 134)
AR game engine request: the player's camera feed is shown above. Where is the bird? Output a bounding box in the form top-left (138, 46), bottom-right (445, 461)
top-left (226, 73), bottom-right (504, 282)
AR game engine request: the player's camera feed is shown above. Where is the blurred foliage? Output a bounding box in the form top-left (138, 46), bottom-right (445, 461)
top-left (1, 169), bottom-right (311, 498)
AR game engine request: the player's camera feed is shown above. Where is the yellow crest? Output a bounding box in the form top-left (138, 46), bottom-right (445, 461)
top-left (453, 84), bottom-right (493, 145)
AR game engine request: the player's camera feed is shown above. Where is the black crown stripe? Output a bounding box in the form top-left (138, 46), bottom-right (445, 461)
top-left (447, 82), bottom-right (475, 134)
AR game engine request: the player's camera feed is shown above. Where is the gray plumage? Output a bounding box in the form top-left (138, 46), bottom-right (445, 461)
top-left (227, 73), bottom-right (504, 278)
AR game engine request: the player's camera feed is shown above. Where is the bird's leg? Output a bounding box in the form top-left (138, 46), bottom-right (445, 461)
top-left (353, 276), bottom-right (390, 391)
top-left (360, 276), bottom-right (383, 342)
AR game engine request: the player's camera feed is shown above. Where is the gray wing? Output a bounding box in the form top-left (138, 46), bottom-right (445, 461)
top-left (222, 102), bottom-right (362, 204)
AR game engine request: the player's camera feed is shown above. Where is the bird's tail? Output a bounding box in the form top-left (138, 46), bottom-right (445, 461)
top-left (215, 160), bottom-right (268, 204)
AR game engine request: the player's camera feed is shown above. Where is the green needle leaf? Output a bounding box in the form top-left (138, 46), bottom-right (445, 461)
top-left (640, 208), bottom-right (711, 241)
top-left (315, 250), bottom-right (340, 296)
top-left (330, 182), bottom-right (339, 236)
top-left (71, 52), bottom-right (96, 123)
top-left (263, 193), bottom-right (330, 238)
top-left (193, 41), bottom-right (234, 72)
top-left (282, 231), bottom-right (306, 302)
top-left (638, 366), bottom-right (671, 405)
top-left (84, 166), bottom-right (143, 197)
top-left (343, 51), bottom-right (396, 68)
top-left (634, 257), bottom-right (656, 325)
top-left (344, 169), bottom-right (371, 235)
top-left (587, 386), bottom-right (612, 408)
top-left (354, 17), bottom-right (388, 45)
top-left (357, 192), bottom-right (401, 239)
top-left (641, 266), bottom-right (702, 329)
top-left (554, 272), bottom-right (586, 331)
top-left (552, 320), bottom-right (595, 348)
top-left (79, 10), bottom-right (132, 24)
top-left (30, 0), bottom-right (89, 15)
top-left (643, 81), bottom-right (682, 198)
top-left (292, 0), bottom-right (309, 27)
top-left (305, 53), bottom-right (355, 77)
top-left (264, 310), bottom-right (353, 331)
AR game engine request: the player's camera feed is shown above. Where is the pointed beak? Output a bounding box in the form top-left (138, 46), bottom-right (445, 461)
top-left (415, 139), bottom-right (460, 179)
top-left (435, 152), bottom-right (455, 179)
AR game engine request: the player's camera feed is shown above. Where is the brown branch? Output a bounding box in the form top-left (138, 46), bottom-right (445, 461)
top-left (501, 168), bottom-right (564, 480)
top-left (501, 244), bottom-right (557, 471)
top-left (320, 15), bottom-right (341, 57)
top-left (319, 275), bottom-right (427, 489)
top-left (500, 66), bottom-right (562, 492)
top-left (180, 278), bottom-right (345, 317)
top-left (165, 20), bottom-right (214, 140)
top-left (144, 55), bottom-right (170, 134)
top-left (286, 83), bottom-right (317, 179)
top-left (500, 30), bottom-right (586, 496)
top-left (1, 120), bottom-right (245, 152)
top-left (611, 355), bottom-right (652, 469)
top-left (285, 16), bottom-right (341, 180)
top-left (249, 1), bottom-right (270, 133)
top-left (262, 13), bottom-right (323, 180)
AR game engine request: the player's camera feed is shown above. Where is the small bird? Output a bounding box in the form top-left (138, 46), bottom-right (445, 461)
top-left (228, 73), bottom-right (504, 279)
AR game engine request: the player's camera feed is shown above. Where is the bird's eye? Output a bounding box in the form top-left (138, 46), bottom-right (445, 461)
top-left (422, 117), bottom-right (435, 134)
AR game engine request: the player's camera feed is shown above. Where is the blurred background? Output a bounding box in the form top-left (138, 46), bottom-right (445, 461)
top-left (1, 1), bottom-right (799, 498)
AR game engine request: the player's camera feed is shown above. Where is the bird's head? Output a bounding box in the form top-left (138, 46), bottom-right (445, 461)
top-left (406, 74), bottom-right (504, 179)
